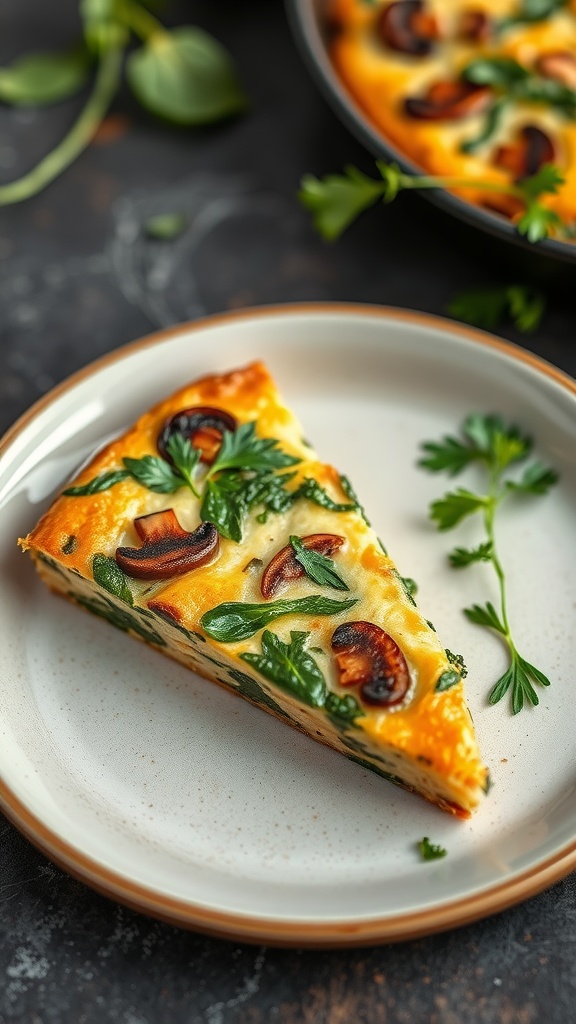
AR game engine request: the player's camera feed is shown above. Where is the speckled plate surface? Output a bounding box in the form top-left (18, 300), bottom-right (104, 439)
top-left (0, 305), bottom-right (575, 946)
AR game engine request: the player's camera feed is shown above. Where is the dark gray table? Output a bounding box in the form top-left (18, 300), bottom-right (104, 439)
top-left (1, 2), bottom-right (575, 1021)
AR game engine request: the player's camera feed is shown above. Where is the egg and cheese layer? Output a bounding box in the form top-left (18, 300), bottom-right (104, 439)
top-left (20, 362), bottom-right (488, 817)
top-left (329, 0), bottom-right (576, 228)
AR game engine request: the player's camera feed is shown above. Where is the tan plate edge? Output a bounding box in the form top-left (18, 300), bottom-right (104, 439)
top-left (1, 302), bottom-right (575, 946)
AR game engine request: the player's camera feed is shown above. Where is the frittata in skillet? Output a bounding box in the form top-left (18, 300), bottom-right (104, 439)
top-left (328, 0), bottom-right (576, 231)
top-left (20, 362), bottom-right (488, 817)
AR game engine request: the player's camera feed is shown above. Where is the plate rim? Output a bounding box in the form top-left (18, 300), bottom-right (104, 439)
top-left (1, 301), bottom-right (575, 947)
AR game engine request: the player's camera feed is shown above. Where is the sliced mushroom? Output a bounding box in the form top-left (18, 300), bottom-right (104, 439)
top-left (331, 621), bottom-right (410, 708)
top-left (146, 598), bottom-right (183, 623)
top-left (404, 79), bottom-right (492, 120)
top-left (261, 534), bottom-right (345, 599)
top-left (458, 9), bottom-right (492, 43)
top-left (536, 51), bottom-right (576, 90)
top-left (493, 125), bottom-right (557, 181)
top-left (157, 406), bottom-right (237, 465)
top-left (377, 1), bottom-right (439, 57)
top-left (116, 509), bottom-right (219, 579)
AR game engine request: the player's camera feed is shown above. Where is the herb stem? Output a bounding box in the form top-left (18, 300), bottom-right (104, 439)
top-left (483, 490), bottom-right (511, 640)
top-left (0, 46), bottom-right (123, 207)
top-left (399, 173), bottom-right (522, 198)
top-left (118, 0), bottom-right (167, 42)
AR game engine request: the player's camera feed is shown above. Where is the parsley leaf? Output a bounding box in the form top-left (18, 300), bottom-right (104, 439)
top-left (122, 454), bottom-right (184, 493)
top-left (421, 415), bottom-right (558, 713)
top-left (449, 541), bottom-right (493, 568)
top-left (429, 489), bottom-right (487, 530)
top-left (299, 165), bottom-right (386, 241)
top-left (241, 630), bottom-right (328, 707)
top-left (418, 837), bottom-right (447, 861)
top-left (166, 433), bottom-right (201, 496)
top-left (447, 284), bottom-right (545, 334)
top-left (201, 595), bottom-right (358, 643)
top-left (208, 421), bottom-right (300, 476)
top-left (289, 535), bottom-right (349, 591)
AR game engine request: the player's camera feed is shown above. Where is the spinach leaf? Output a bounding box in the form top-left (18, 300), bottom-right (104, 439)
top-left (241, 630), bottom-right (328, 708)
top-left (201, 595), bottom-right (358, 643)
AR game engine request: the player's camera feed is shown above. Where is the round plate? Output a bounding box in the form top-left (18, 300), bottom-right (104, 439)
top-left (1, 304), bottom-right (575, 946)
top-left (286, 0), bottom-right (576, 267)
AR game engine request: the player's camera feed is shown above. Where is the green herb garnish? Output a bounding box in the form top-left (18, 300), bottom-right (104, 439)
top-left (448, 284), bottom-right (546, 334)
top-left (289, 535), bottom-right (349, 591)
top-left (498, 0), bottom-right (568, 32)
top-left (299, 161), bottom-right (565, 243)
top-left (241, 630), bottom-right (328, 707)
top-left (460, 56), bottom-right (576, 153)
top-left (420, 414), bottom-right (559, 713)
top-left (201, 595), bottom-right (358, 643)
top-left (418, 837), bottom-right (447, 861)
top-left (63, 469), bottom-right (131, 496)
top-left (0, 1), bottom-right (246, 207)
top-left (144, 212), bottom-right (188, 241)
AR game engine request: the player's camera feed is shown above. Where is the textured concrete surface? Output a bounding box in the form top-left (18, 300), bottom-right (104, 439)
top-left (0, 1), bottom-right (575, 1021)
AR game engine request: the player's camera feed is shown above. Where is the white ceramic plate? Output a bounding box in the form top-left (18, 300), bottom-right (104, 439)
top-left (1, 305), bottom-right (575, 946)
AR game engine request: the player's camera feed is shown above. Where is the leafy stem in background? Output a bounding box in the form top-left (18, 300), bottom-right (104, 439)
top-left (0, 45), bottom-right (123, 206)
top-left (447, 284), bottom-right (546, 333)
top-left (299, 161), bottom-right (565, 243)
top-left (0, 0), bottom-right (246, 206)
top-left (420, 415), bottom-right (559, 713)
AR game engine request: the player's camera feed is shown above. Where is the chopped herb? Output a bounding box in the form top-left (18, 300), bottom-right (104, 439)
top-left (435, 670), bottom-right (461, 693)
top-left (420, 414), bottom-right (558, 713)
top-left (498, 0), bottom-right (568, 32)
top-left (61, 535), bottom-right (77, 555)
top-left (289, 535), bottom-right (349, 592)
top-left (445, 649), bottom-right (468, 679)
top-left (201, 595), bottom-right (358, 643)
top-left (296, 477), bottom-right (357, 513)
top-left (418, 837), bottom-right (447, 861)
top-left (324, 691), bottom-right (363, 726)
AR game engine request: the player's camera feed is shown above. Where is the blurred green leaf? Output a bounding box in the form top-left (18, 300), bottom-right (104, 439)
top-left (0, 48), bottom-right (92, 106)
top-left (127, 27), bottom-right (246, 124)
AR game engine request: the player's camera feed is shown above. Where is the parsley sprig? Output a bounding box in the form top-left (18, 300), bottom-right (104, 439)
top-left (299, 161), bottom-right (565, 243)
top-left (418, 837), bottom-right (447, 861)
top-left (420, 415), bottom-right (559, 713)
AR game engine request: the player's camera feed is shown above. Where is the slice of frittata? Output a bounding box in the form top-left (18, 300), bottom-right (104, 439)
top-left (19, 361), bottom-right (488, 817)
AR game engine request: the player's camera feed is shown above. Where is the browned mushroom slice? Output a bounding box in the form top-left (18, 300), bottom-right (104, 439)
top-left (116, 509), bottom-right (219, 579)
top-left (377, 1), bottom-right (439, 57)
top-left (146, 598), bottom-right (183, 623)
top-left (458, 9), bottom-right (492, 43)
top-left (404, 79), bottom-right (492, 120)
top-left (331, 621), bottom-right (411, 708)
top-left (261, 534), bottom-right (345, 599)
top-left (493, 125), bottom-right (557, 181)
top-left (536, 51), bottom-right (576, 90)
top-left (157, 406), bottom-right (237, 465)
